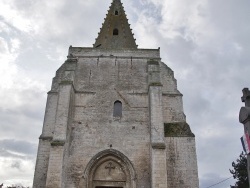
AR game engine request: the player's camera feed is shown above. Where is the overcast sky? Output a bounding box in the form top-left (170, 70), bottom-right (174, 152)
top-left (0, 0), bottom-right (250, 187)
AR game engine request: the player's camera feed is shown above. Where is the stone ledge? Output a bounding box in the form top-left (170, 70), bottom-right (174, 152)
top-left (66, 55), bottom-right (78, 63)
top-left (60, 80), bottom-right (74, 85)
top-left (39, 135), bottom-right (53, 141)
top-left (164, 122), bottom-right (195, 137)
top-left (76, 56), bottom-right (161, 60)
top-left (149, 82), bottom-right (163, 87)
top-left (162, 92), bottom-right (183, 97)
top-left (147, 60), bottom-right (159, 65)
top-left (51, 140), bottom-right (65, 146)
top-left (151, 142), bottom-right (166, 149)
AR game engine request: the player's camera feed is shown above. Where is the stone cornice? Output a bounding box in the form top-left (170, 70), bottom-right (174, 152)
top-left (39, 135), bottom-right (53, 141)
top-left (151, 142), bottom-right (166, 149)
top-left (51, 140), bottom-right (65, 146)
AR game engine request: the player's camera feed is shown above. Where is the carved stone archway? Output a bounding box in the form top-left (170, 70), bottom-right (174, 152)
top-left (83, 149), bottom-right (137, 188)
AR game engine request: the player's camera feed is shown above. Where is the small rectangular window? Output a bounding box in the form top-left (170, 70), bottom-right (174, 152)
top-left (113, 101), bottom-right (122, 117)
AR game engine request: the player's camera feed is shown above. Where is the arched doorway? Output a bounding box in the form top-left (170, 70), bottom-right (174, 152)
top-left (83, 149), bottom-right (137, 188)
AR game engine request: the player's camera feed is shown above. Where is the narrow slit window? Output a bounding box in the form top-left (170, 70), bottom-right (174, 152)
top-left (113, 28), bottom-right (119, 35)
top-left (113, 101), bottom-right (122, 117)
top-left (115, 11), bottom-right (119, 15)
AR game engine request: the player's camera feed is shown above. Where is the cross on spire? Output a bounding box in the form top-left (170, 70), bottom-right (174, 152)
top-left (242, 88), bottom-right (250, 107)
top-left (105, 162), bottom-right (115, 175)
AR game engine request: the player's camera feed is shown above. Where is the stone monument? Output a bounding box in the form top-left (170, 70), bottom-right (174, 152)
top-left (239, 88), bottom-right (250, 185)
top-left (33, 0), bottom-right (199, 187)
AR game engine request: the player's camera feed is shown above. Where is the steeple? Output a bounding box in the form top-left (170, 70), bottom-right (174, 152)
top-left (93, 0), bottom-right (137, 49)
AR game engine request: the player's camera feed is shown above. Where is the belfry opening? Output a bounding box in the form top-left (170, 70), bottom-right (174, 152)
top-left (113, 28), bottom-right (119, 35)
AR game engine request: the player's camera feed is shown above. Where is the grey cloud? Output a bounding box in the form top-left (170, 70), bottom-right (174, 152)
top-left (183, 91), bottom-right (211, 118)
top-left (208, 0), bottom-right (250, 32)
top-left (0, 99), bottom-right (44, 142)
top-left (138, 2), bottom-right (162, 23)
top-left (199, 173), bottom-right (235, 188)
top-left (0, 88), bottom-right (46, 121)
top-left (11, 161), bottom-right (21, 169)
top-left (0, 139), bottom-right (37, 156)
top-left (163, 36), bottom-right (196, 67)
top-left (0, 148), bottom-right (34, 160)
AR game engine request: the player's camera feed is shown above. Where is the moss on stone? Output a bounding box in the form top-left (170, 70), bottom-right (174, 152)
top-left (51, 140), bottom-right (65, 146)
top-left (147, 60), bottom-right (159, 65)
top-left (60, 81), bottom-right (73, 85)
top-left (149, 82), bottom-right (163, 86)
top-left (164, 122), bottom-right (195, 137)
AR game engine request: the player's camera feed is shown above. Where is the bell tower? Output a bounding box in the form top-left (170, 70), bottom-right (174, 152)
top-left (94, 0), bottom-right (137, 49)
top-left (33, 0), bottom-right (199, 187)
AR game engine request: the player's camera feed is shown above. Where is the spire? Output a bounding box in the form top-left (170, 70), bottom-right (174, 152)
top-left (93, 0), bottom-right (137, 49)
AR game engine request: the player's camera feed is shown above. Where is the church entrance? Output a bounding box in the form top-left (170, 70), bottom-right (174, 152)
top-left (91, 159), bottom-right (126, 188)
top-left (83, 149), bottom-right (137, 188)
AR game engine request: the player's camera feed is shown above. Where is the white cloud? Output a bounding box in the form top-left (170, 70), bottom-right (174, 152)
top-left (0, 157), bottom-right (34, 187)
top-left (0, 37), bottom-right (18, 89)
top-left (0, 0), bottom-right (34, 33)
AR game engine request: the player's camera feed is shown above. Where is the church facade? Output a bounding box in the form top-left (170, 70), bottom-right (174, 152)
top-left (33, 0), bottom-right (199, 187)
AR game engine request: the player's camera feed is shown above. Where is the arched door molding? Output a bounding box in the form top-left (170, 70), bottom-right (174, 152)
top-left (83, 149), bottom-right (137, 188)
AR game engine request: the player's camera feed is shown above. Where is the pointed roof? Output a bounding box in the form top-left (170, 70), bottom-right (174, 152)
top-left (93, 0), bottom-right (137, 49)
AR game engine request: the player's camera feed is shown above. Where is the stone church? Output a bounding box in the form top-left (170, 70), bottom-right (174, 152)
top-left (33, 0), bottom-right (199, 187)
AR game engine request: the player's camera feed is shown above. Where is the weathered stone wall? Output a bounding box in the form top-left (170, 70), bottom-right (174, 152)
top-left (63, 49), bottom-right (154, 187)
top-left (162, 94), bottom-right (186, 123)
top-left (33, 139), bottom-right (51, 188)
top-left (165, 137), bottom-right (199, 188)
top-left (33, 47), bottom-right (199, 188)
top-left (33, 91), bottom-right (58, 188)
